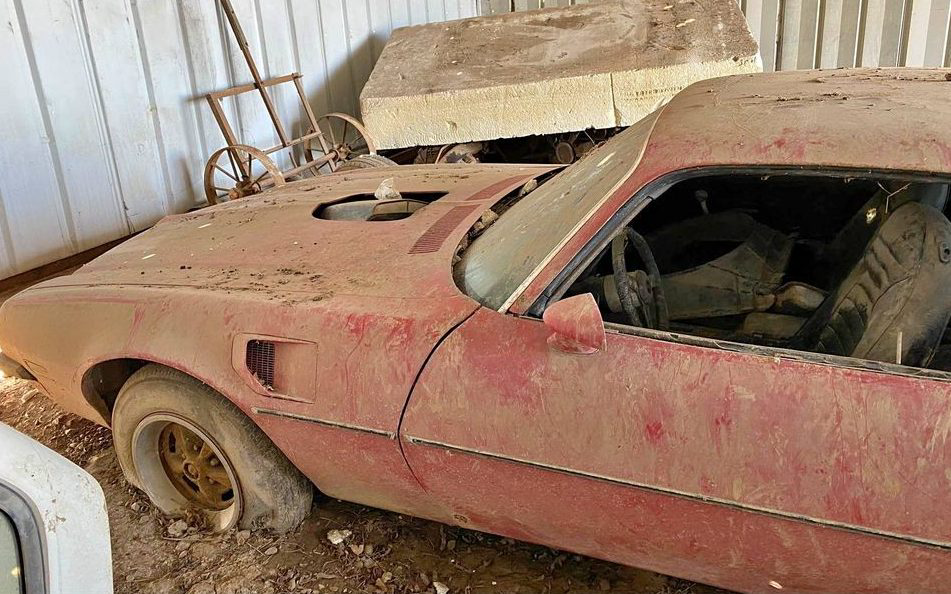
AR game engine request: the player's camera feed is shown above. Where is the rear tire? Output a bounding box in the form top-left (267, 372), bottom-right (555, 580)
top-left (112, 365), bottom-right (312, 533)
top-left (336, 154), bottom-right (398, 171)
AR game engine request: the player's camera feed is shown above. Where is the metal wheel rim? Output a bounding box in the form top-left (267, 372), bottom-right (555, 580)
top-left (131, 413), bottom-right (242, 531)
top-left (158, 422), bottom-right (233, 510)
top-left (204, 144), bottom-right (286, 206)
top-left (304, 113), bottom-right (376, 174)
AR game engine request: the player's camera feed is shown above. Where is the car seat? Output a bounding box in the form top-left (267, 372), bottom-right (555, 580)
top-left (794, 201), bottom-right (951, 366)
top-left (822, 182), bottom-right (949, 287)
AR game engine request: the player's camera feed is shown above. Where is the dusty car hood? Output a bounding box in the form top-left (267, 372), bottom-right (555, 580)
top-left (33, 165), bottom-right (553, 302)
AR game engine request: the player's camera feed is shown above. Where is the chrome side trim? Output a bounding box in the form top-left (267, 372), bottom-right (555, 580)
top-left (252, 407), bottom-right (395, 439)
top-left (405, 435), bottom-right (951, 551)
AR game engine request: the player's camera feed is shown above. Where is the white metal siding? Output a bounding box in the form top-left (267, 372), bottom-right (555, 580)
top-left (481, 0), bottom-right (951, 71)
top-left (0, 0), bottom-right (479, 280)
top-left (1, 0), bottom-right (948, 280)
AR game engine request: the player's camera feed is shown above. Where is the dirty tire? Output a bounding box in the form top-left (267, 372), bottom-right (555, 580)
top-left (336, 154), bottom-right (398, 171)
top-left (112, 364), bottom-right (312, 533)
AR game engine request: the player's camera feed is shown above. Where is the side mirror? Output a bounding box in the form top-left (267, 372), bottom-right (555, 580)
top-left (542, 294), bottom-right (607, 355)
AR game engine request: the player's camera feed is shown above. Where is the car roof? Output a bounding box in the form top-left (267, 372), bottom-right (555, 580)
top-left (639, 68), bottom-right (951, 177)
top-left (507, 68), bottom-right (951, 314)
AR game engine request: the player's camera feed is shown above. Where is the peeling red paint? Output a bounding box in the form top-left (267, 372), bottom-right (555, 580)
top-left (645, 421), bottom-right (664, 443)
top-left (404, 305), bottom-right (951, 592)
top-left (3, 70), bottom-right (951, 594)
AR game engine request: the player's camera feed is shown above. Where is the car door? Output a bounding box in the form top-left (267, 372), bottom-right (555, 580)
top-left (0, 422), bottom-right (113, 594)
top-left (400, 301), bottom-right (951, 592)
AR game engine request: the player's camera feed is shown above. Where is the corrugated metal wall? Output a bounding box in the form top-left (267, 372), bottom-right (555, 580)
top-left (0, 0), bottom-right (479, 280)
top-left (481, 0), bottom-right (951, 71)
top-left (1, 0), bottom-right (948, 280)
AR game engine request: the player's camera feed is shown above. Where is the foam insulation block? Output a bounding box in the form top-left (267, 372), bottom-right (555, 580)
top-left (360, 0), bottom-right (761, 149)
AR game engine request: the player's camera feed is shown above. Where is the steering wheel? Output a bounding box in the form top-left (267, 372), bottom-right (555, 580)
top-left (611, 228), bottom-right (669, 330)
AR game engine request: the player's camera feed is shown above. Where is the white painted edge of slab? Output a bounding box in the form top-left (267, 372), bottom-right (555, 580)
top-left (361, 72), bottom-right (615, 149)
top-left (613, 54), bottom-right (764, 126)
top-left (362, 54), bottom-right (764, 149)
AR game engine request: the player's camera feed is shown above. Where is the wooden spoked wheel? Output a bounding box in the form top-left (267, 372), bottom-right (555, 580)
top-left (304, 113), bottom-right (377, 174)
top-left (204, 144), bottom-right (286, 206)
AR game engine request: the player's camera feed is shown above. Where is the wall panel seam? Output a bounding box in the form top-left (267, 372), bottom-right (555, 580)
top-left (73, 0), bottom-right (135, 233)
top-left (12, 0), bottom-right (78, 251)
top-left (0, 185), bottom-right (19, 272)
top-left (175, 0), bottom-right (212, 191)
top-left (129, 0), bottom-right (175, 216)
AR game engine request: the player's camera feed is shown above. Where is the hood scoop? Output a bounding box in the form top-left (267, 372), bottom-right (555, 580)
top-left (315, 192), bottom-right (446, 221)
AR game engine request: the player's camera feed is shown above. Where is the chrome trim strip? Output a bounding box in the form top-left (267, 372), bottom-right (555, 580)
top-left (252, 407), bottom-right (395, 439)
top-left (405, 435), bottom-right (951, 551)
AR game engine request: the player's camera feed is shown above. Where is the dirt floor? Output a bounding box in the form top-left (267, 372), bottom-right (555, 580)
top-left (0, 377), bottom-right (724, 594)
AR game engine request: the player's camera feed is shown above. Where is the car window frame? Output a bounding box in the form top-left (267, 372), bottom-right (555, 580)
top-left (0, 480), bottom-right (47, 594)
top-left (519, 164), bottom-right (951, 381)
top-left (458, 110), bottom-right (663, 313)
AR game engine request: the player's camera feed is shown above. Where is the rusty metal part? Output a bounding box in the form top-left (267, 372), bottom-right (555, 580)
top-left (205, 0), bottom-right (367, 184)
top-left (434, 145), bottom-right (450, 163)
top-left (218, 0), bottom-right (289, 148)
top-left (304, 113), bottom-right (377, 174)
top-left (158, 422), bottom-right (234, 511)
top-left (336, 154), bottom-right (398, 172)
top-left (574, 140), bottom-right (596, 158)
top-left (548, 131), bottom-right (602, 164)
top-left (413, 147), bottom-right (440, 164)
top-left (553, 141), bottom-right (576, 165)
top-left (204, 145), bottom-right (286, 205)
top-left (436, 142), bottom-right (483, 164)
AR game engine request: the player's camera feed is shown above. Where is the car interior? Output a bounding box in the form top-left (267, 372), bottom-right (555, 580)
top-left (565, 173), bottom-right (951, 371)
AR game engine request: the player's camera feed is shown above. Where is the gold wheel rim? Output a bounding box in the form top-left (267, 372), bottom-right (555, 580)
top-left (158, 422), bottom-right (234, 511)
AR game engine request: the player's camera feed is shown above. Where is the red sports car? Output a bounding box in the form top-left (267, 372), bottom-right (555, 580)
top-left (3, 68), bottom-right (951, 593)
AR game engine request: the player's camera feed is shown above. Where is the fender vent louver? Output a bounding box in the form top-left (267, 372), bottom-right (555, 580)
top-left (246, 340), bottom-right (276, 390)
top-left (409, 204), bottom-right (479, 254)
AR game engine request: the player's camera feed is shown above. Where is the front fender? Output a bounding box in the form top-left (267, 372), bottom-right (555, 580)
top-left (0, 284), bottom-right (241, 426)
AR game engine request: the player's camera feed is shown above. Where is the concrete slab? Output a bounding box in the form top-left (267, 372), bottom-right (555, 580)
top-left (360, 0), bottom-right (761, 150)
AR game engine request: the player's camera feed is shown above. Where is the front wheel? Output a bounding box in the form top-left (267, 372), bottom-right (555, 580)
top-left (112, 365), bottom-right (312, 533)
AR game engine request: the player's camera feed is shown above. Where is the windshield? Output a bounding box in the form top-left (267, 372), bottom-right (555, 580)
top-left (455, 112), bottom-right (659, 310)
